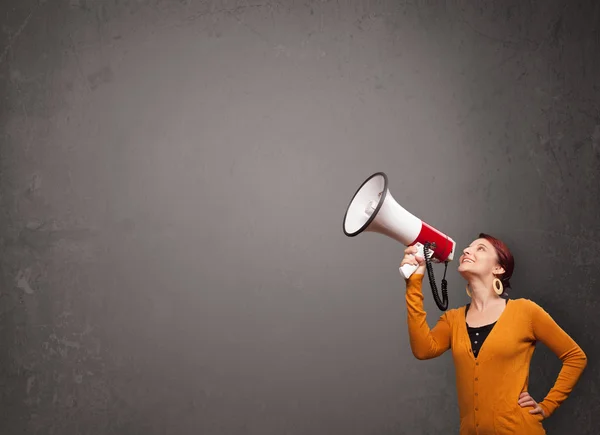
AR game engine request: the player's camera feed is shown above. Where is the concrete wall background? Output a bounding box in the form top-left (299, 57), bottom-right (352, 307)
top-left (1, 0), bottom-right (598, 433)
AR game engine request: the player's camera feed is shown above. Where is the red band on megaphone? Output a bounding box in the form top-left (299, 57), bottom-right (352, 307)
top-left (411, 222), bottom-right (454, 262)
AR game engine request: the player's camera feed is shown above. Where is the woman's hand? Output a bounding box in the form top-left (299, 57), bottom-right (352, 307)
top-left (400, 245), bottom-right (426, 276)
top-left (518, 392), bottom-right (547, 418)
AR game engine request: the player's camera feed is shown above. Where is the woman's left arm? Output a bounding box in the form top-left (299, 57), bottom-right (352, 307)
top-left (529, 300), bottom-right (588, 418)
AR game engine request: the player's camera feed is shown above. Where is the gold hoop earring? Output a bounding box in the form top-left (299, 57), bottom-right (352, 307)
top-left (493, 278), bottom-right (503, 295)
top-left (466, 284), bottom-right (472, 297)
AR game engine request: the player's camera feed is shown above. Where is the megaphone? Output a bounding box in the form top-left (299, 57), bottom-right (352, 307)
top-left (342, 172), bottom-right (456, 311)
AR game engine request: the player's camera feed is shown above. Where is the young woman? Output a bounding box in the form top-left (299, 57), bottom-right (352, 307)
top-left (401, 233), bottom-right (587, 434)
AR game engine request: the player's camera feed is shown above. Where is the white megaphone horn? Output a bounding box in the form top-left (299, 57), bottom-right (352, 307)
top-left (342, 172), bottom-right (456, 310)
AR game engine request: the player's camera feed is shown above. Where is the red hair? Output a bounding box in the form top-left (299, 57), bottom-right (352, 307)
top-left (478, 233), bottom-right (514, 290)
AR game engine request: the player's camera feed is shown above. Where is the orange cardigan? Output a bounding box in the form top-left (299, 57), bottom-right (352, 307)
top-left (405, 273), bottom-right (587, 434)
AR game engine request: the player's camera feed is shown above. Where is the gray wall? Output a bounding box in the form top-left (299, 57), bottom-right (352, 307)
top-left (1, 0), bottom-right (598, 433)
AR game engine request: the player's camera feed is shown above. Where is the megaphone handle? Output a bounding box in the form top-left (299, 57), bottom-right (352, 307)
top-left (399, 262), bottom-right (418, 279)
top-left (398, 242), bottom-right (426, 279)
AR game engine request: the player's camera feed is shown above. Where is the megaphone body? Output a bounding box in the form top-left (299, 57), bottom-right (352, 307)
top-left (342, 172), bottom-right (456, 280)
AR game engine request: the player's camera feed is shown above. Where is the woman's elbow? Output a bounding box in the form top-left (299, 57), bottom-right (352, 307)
top-left (567, 345), bottom-right (588, 371)
top-left (579, 348), bottom-right (588, 369)
top-left (411, 347), bottom-right (435, 360)
top-left (575, 343), bottom-right (587, 366)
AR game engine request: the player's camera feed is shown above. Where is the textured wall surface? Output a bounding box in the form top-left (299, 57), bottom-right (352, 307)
top-left (1, 0), bottom-right (599, 433)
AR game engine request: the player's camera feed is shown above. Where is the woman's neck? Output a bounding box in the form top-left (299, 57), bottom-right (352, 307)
top-left (468, 277), bottom-right (502, 311)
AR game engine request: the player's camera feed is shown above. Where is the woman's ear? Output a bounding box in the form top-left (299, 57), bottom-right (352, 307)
top-left (494, 265), bottom-right (506, 275)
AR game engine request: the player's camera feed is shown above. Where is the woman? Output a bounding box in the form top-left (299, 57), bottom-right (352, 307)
top-left (401, 233), bottom-right (587, 435)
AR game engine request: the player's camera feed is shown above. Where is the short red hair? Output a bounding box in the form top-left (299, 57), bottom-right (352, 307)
top-left (478, 233), bottom-right (514, 290)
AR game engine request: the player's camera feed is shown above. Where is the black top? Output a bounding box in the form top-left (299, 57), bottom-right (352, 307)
top-left (465, 299), bottom-right (509, 358)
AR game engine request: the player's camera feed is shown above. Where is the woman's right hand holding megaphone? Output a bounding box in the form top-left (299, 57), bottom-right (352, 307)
top-left (400, 244), bottom-right (426, 276)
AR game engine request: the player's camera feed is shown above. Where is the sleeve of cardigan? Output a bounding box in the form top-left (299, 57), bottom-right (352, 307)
top-left (405, 273), bottom-right (452, 360)
top-left (528, 300), bottom-right (587, 417)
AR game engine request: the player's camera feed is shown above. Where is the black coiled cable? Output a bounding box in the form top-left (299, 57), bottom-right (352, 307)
top-left (423, 241), bottom-right (449, 311)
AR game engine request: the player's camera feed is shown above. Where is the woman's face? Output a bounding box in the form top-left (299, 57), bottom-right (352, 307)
top-left (458, 238), bottom-right (505, 278)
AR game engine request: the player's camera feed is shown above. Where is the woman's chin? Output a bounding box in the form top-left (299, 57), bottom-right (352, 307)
top-left (457, 266), bottom-right (472, 277)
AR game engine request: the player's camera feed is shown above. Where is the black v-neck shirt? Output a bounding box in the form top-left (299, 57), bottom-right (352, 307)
top-left (465, 299), bottom-right (509, 358)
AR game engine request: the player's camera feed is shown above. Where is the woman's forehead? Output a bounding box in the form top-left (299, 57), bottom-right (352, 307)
top-left (468, 238), bottom-right (493, 248)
